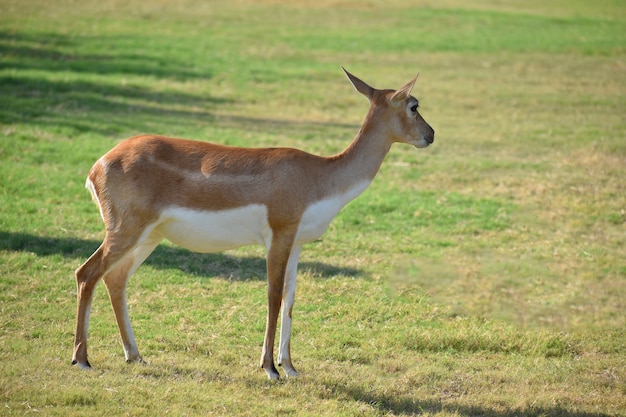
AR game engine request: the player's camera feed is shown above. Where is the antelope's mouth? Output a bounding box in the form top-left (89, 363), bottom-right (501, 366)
top-left (415, 136), bottom-right (433, 148)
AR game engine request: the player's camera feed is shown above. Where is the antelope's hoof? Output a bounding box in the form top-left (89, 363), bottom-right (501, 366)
top-left (126, 357), bottom-right (146, 366)
top-left (263, 365), bottom-right (281, 380)
top-left (283, 367), bottom-right (299, 378)
top-left (71, 359), bottom-right (92, 370)
top-left (279, 363), bottom-right (299, 378)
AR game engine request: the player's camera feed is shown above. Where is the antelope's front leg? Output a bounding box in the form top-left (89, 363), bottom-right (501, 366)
top-left (277, 246), bottom-right (301, 378)
top-left (261, 283), bottom-right (282, 380)
top-left (261, 232), bottom-right (296, 379)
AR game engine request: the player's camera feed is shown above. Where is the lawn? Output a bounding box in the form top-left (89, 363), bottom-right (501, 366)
top-left (1, 0), bottom-right (625, 416)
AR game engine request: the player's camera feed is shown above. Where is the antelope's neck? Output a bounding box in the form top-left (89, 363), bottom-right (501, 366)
top-left (330, 121), bottom-right (392, 190)
top-left (294, 124), bottom-right (392, 244)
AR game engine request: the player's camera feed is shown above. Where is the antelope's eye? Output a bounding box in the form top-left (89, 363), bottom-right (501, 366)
top-left (410, 104), bottom-right (418, 113)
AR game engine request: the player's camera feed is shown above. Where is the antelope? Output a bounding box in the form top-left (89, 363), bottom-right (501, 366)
top-left (71, 68), bottom-right (434, 379)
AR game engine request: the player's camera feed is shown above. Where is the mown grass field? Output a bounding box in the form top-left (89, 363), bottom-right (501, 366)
top-left (1, 0), bottom-right (625, 415)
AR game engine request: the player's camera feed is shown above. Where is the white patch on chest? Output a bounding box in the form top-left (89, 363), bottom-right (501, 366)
top-left (296, 180), bottom-right (370, 245)
top-left (157, 205), bottom-right (272, 253)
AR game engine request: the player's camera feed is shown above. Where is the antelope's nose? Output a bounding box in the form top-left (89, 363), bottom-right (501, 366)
top-left (423, 127), bottom-right (435, 144)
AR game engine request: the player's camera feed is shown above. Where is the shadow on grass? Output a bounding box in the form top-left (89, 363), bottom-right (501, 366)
top-left (0, 231), bottom-right (361, 281)
top-left (0, 28), bottom-right (230, 136)
top-left (0, 30), bottom-right (359, 139)
top-left (337, 383), bottom-right (613, 417)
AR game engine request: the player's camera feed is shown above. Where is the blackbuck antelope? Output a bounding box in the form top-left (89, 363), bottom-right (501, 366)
top-left (72, 68), bottom-right (434, 379)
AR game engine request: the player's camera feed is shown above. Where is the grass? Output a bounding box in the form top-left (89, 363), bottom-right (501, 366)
top-left (1, 0), bottom-right (625, 415)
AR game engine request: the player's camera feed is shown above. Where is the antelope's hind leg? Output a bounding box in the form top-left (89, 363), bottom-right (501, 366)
top-left (72, 238), bottom-right (130, 369)
top-left (102, 232), bottom-right (162, 365)
top-left (72, 244), bottom-right (106, 369)
top-left (72, 229), bottom-right (161, 369)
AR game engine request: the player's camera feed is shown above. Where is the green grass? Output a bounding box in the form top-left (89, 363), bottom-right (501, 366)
top-left (1, 0), bottom-right (625, 415)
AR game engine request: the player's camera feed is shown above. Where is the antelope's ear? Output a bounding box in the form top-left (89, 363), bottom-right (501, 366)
top-left (390, 74), bottom-right (419, 104)
top-left (342, 67), bottom-right (375, 101)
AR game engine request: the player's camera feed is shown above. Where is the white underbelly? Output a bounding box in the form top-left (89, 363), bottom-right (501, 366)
top-left (157, 205), bottom-right (271, 253)
top-left (155, 180), bottom-right (370, 252)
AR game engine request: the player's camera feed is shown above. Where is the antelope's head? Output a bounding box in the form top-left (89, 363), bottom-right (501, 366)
top-left (343, 68), bottom-right (435, 149)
